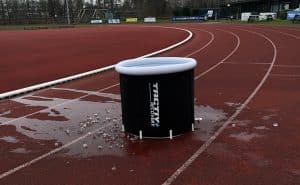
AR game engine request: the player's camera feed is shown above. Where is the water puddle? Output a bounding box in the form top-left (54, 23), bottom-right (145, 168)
top-left (230, 132), bottom-right (263, 142)
top-left (193, 105), bottom-right (227, 141)
top-left (10, 147), bottom-right (31, 154)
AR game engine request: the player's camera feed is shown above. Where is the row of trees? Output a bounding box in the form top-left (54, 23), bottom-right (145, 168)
top-left (0, 0), bottom-right (219, 24)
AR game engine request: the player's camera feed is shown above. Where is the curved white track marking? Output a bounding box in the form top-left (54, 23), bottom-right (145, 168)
top-left (0, 83), bottom-right (120, 126)
top-left (0, 27), bottom-right (193, 126)
top-left (274, 31), bottom-right (300, 39)
top-left (0, 28), bottom-right (213, 127)
top-left (185, 29), bottom-right (214, 57)
top-left (258, 27), bottom-right (300, 40)
top-left (194, 29), bottom-right (240, 80)
top-left (0, 28), bottom-right (216, 180)
top-left (137, 26), bottom-right (193, 58)
top-left (0, 26), bottom-right (192, 100)
top-left (0, 122), bottom-right (114, 180)
top-left (162, 29), bottom-right (277, 185)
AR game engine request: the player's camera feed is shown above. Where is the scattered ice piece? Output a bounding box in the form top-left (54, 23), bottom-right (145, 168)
top-left (94, 113), bottom-right (98, 117)
top-left (232, 123), bottom-right (236, 127)
top-left (0, 136), bottom-right (19, 143)
top-left (109, 145), bottom-right (113, 149)
top-left (83, 124), bottom-right (87, 128)
top-left (65, 129), bottom-right (70, 135)
top-left (98, 145), bottom-right (103, 150)
top-left (273, 122), bottom-right (279, 127)
top-left (54, 142), bottom-right (59, 147)
top-left (254, 126), bottom-right (269, 130)
top-left (130, 137), bottom-right (137, 141)
top-left (111, 166), bottom-right (117, 171)
top-left (88, 132), bottom-right (92, 135)
top-left (78, 128), bottom-right (84, 134)
top-left (106, 117), bottom-right (111, 121)
top-left (130, 169), bottom-right (134, 172)
top-left (83, 143), bottom-right (88, 148)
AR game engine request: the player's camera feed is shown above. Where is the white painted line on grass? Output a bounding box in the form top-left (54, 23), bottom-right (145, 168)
top-left (162, 28), bottom-right (277, 185)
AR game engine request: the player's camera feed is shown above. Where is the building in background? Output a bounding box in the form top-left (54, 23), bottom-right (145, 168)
top-left (220, 0), bottom-right (300, 18)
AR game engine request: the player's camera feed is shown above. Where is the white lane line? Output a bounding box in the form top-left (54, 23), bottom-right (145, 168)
top-left (0, 26), bottom-right (192, 100)
top-left (194, 29), bottom-right (241, 80)
top-left (51, 87), bottom-right (121, 99)
top-left (51, 87), bottom-right (109, 95)
top-left (271, 74), bottom-right (300, 78)
top-left (239, 25), bottom-right (300, 40)
top-left (223, 62), bottom-right (271, 65)
top-left (265, 29), bottom-right (300, 40)
top-left (0, 28), bottom-right (215, 179)
top-left (0, 83), bottom-right (120, 126)
top-left (0, 122), bottom-right (114, 180)
top-left (224, 62), bottom-right (300, 69)
top-left (185, 29), bottom-right (215, 57)
top-left (0, 29), bottom-right (210, 126)
top-left (275, 64), bottom-right (300, 68)
top-left (162, 29), bottom-right (277, 185)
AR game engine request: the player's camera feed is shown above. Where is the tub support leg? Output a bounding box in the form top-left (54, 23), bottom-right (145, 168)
top-left (139, 130), bottom-right (143, 140)
top-left (169, 129), bottom-right (173, 140)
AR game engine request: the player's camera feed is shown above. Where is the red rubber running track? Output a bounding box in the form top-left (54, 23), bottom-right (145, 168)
top-left (0, 23), bottom-right (299, 185)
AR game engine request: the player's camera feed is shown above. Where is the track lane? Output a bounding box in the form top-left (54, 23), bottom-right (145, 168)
top-left (1, 24), bottom-right (297, 185)
top-left (0, 26), bottom-right (245, 185)
top-left (170, 25), bottom-right (300, 185)
top-left (0, 25), bottom-right (232, 182)
top-left (0, 26), bottom-right (213, 178)
top-left (0, 26), bottom-right (188, 93)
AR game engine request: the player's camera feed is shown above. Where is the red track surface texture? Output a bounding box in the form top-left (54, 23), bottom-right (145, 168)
top-left (0, 24), bottom-right (300, 185)
top-left (0, 25), bottom-right (187, 93)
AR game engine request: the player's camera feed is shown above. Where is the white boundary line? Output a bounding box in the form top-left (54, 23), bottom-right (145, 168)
top-left (0, 122), bottom-right (115, 180)
top-left (162, 29), bottom-right (277, 185)
top-left (194, 29), bottom-right (240, 80)
top-left (0, 28), bottom-right (215, 180)
top-left (270, 74), bottom-right (300, 78)
top-left (0, 26), bottom-right (193, 100)
top-left (259, 28), bottom-right (300, 40)
top-left (0, 28), bottom-right (211, 127)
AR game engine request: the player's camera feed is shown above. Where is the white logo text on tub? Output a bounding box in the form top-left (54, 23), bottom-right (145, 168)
top-left (149, 82), bottom-right (160, 127)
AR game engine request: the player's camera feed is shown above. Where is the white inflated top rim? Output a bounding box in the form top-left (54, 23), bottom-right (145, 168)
top-left (115, 57), bottom-right (197, 75)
